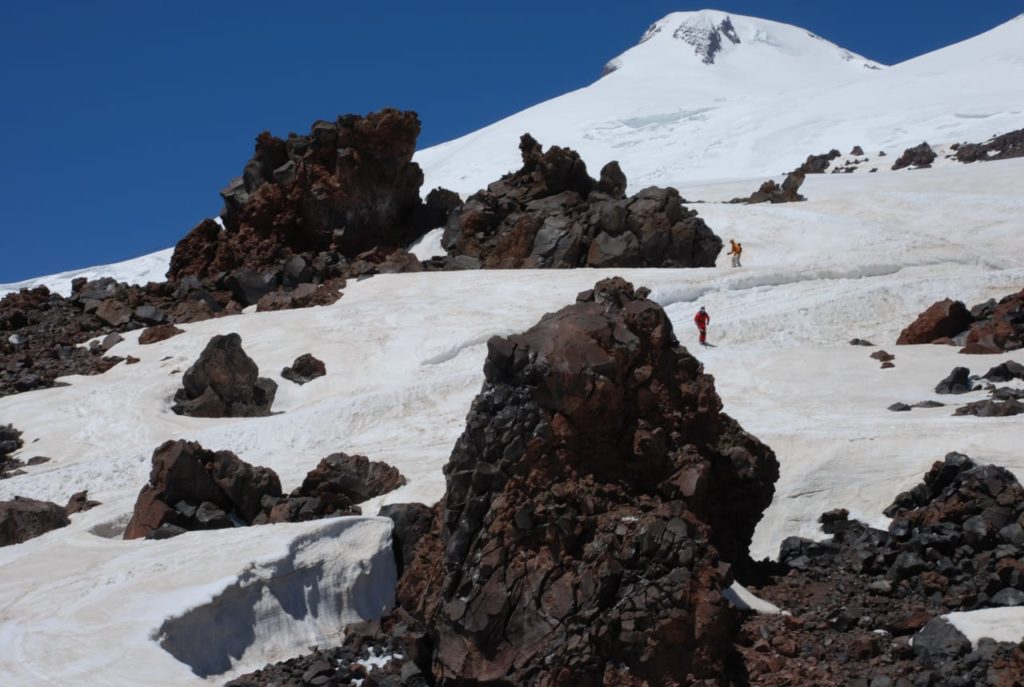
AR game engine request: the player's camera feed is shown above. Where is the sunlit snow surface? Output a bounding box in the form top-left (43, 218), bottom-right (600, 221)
top-left (2, 159), bottom-right (1023, 682)
top-left (416, 11), bottom-right (1024, 197)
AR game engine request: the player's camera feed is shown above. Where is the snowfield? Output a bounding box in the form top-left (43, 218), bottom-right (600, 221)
top-left (415, 10), bottom-right (1024, 197)
top-left (2, 157), bottom-right (1022, 683)
top-left (2, 9), bottom-right (1024, 684)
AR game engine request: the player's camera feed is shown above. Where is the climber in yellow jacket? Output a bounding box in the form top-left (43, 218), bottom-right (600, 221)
top-left (728, 239), bottom-right (742, 267)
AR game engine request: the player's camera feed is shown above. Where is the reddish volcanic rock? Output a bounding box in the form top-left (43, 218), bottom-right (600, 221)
top-left (395, 278), bottom-right (777, 685)
top-left (896, 298), bottom-right (973, 345)
top-left (168, 109), bottom-right (436, 281)
top-left (126, 440), bottom-right (406, 538)
top-left (124, 440), bottom-right (283, 539)
top-left (139, 323), bottom-right (184, 345)
top-left (961, 287), bottom-right (1024, 354)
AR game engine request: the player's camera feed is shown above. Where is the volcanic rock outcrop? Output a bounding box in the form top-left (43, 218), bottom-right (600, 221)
top-left (281, 353), bottom-right (326, 385)
top-left (891, 142), bottom-right (937, 170)
top-left (168, 109), bottom-right (443, 282)
top-left (0, 273), bottom-right (258, 396)
top-left (124, 440), bottom-right (282, 539)
top-left (738, 452), bottom-right (1024, 685)
top-left (125, 440), bottom-right (405, 539)
top-left (171, 333), bottom-right (277, 417)
top-left (733, 172), bottom-right (806, 204)
top-left (0, 496), bottom-right (71, 546)
top-left (259, 453), bottom-right (406, 524)
top-left (792, 149), bottom-right (841, 174)
top-left (388, 278), bottom-right (777, 684)
top-left (438, 135), bottom-right (723, 269)
top-left (934, 367), bottom-right (973, 394)
top-left (898, 288), bottom-right (1024, 354)
top-left (896, 298), bottom-right (973, 345)
top-left (953, 126), bottom-right (1024, 163)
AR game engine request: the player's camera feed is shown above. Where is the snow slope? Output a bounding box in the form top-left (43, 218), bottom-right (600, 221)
top-left (2, 10), bottom-right (1024, 683)
top-left (1, 157), bottom-right (1023, 683)
top-left (415, 10), bottom-right (1024, 196)
top-left (0, 247), bottom-right (174, 297)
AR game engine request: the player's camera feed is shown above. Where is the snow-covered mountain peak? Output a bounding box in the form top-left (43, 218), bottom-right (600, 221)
top-left (605, 10), bottom-right (884, 78)
top-left (638, 10), bottom-right (741, 65)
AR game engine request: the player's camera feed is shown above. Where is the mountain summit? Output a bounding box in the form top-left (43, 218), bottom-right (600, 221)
top-left (601, 10), bottom-right (882, 88)
top-left (417, 9), bottom-right (1024, 195)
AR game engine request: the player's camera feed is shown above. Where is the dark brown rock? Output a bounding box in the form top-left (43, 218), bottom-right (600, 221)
top-left (440, 135), bottom-right (722, 269)
top-left (396, 278), bottom-right (777, 684)
top-left (379, 503), bottom-right (434, 577)
top-left (171, 333), bottom-right (276, 417)
top-left (954, 127), bottom-right (1024, 164)
top-left (65, 490), bottom-right (100, 515)
top-left (124, 439), bottom-right (282, 539)
top-left (740, 172), bottom-right (806, 204)
top-left (0, 496), bottom-right (70, 546)
top-left (793, 149), bottom-right (841, 174)
top-left (139, 323), bottom-right (184, 345)
top-left (288, 453), bottom-right (406, 519)
top-left (168, 109), bottom-right (430, 281)
top-left (897, 298), bottom-right (973, 345)
top-left (281, 353), bottom-right (326, 385)
top-left (961, 288), bottom-right (1024, 354)
top-left (891, 142), bottom-right (937, 170)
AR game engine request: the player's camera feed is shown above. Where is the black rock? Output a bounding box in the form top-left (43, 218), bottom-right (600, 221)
top-left (983, 361), bottom-right (1024, 383)
top-left (990, 588), bottom-right (1024, 607)
top-left (912, 619), bottom-right (971, 664)
top-left (281, 353), bottom-right (326, 385)
top-left (935, 367), bottom-right (972, 394)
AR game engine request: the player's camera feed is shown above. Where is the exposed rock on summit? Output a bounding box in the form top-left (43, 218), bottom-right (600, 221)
top-left (171, 333), bottom-right (277, 417)
top-left (392, 278), bottom-right (777, 684)
top-left (439, 135), bottom-right (722, 269)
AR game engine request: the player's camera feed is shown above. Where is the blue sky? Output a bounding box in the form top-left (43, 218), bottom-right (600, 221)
top-left (2, 1), bottom-right (1022, 282)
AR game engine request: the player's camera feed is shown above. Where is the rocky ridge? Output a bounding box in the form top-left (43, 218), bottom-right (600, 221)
top-left (436, 135), bottom-right (722, 269)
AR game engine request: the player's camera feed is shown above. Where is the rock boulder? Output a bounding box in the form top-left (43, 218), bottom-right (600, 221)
top-left (440, 135), bottom-right (722, 269)
top-left (171, 333), bottom-right (276, 417)
top-left (396, 278), bottom-right (778, 684)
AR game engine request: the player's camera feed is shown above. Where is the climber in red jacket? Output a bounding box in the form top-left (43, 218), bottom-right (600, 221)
top-left (694, 306), bottom-right (710, 346)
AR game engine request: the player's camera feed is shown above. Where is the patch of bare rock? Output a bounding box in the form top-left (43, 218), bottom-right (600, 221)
top-left (951, 126), bottom-right (1024, 163)
top-left (730, 172), bottom-right (806, 204)
top-left (898, 288), bottom-right (1024, 354)
top-left (740, 452), bottom-right (1024, 686)
top-left (281, 353), bottom-right (326, 385)
top-left (171, 333), bottom-right (276, 417)
top-left (891, 142), bottom-right (937, 170)
top-left (124, 439), bottom-right (405, 540)
top-left (1, 490), bottom-right (100, 547)
top-left (433, 135), bottom-right (723, 269)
